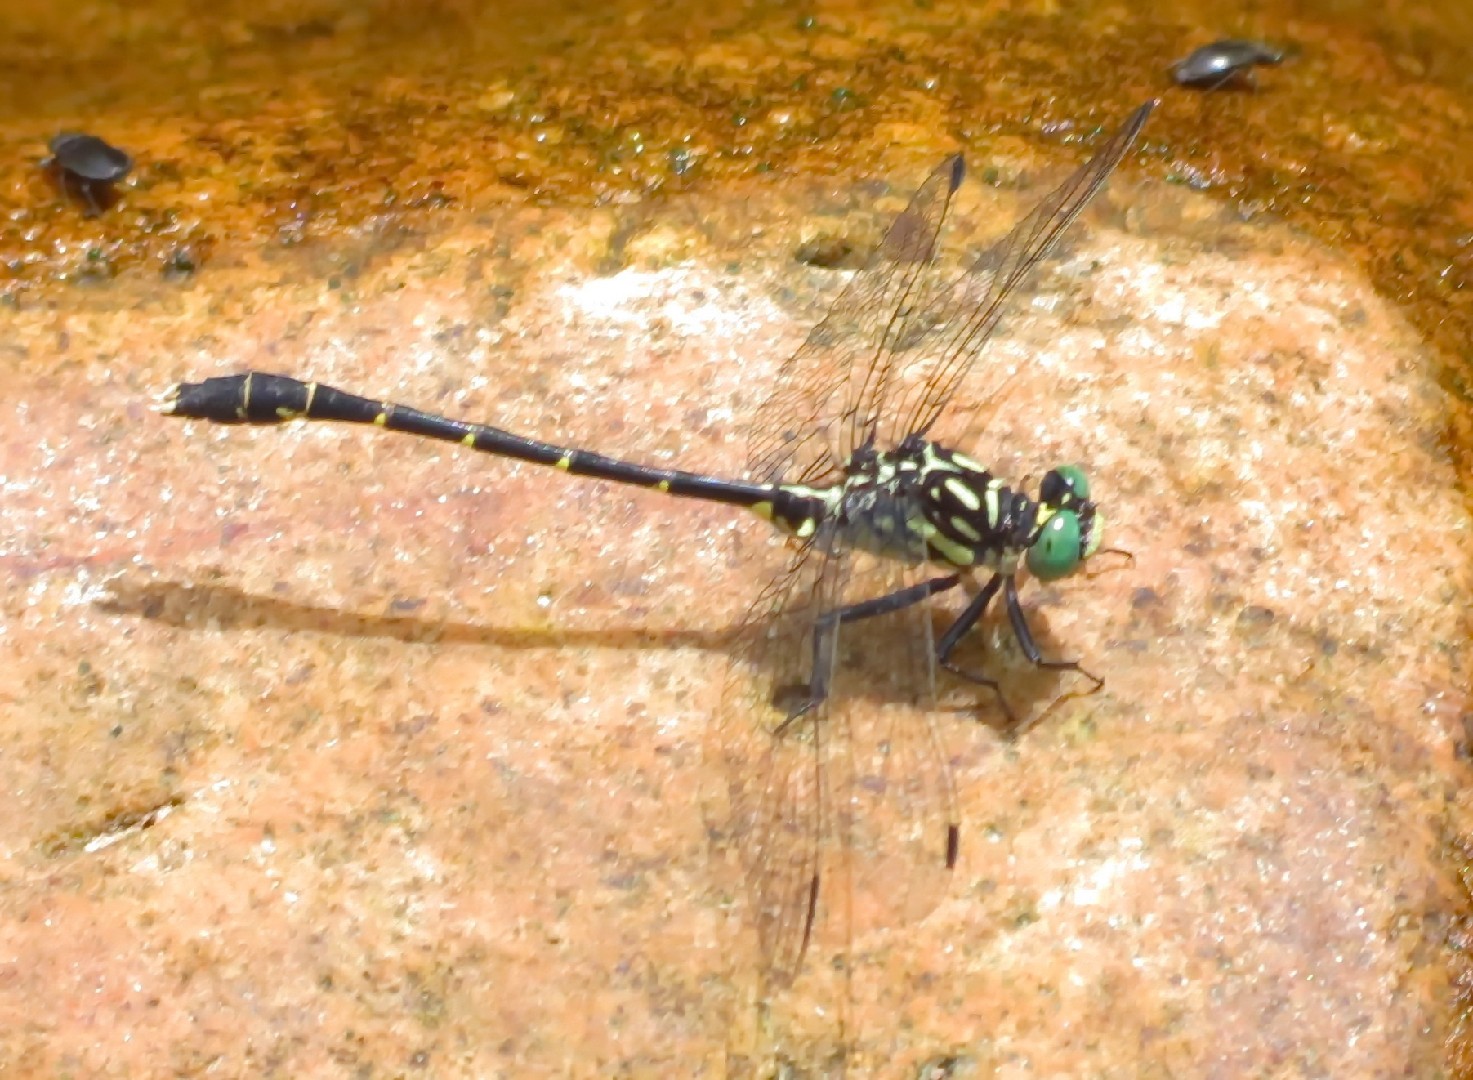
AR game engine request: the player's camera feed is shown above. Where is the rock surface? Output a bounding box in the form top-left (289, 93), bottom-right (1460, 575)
top-left (2, 2), bottom-right (1471, 1077)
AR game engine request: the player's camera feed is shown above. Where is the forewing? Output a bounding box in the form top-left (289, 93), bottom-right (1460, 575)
top-left (745, 155), bottom-right (964, 487)
top-left (887, 100), bottom-right (1154, 446)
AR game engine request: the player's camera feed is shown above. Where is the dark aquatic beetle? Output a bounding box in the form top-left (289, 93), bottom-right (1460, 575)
top-left (159, 100), bottom-right (1153, 988)
top-left (1171, 39), bottom-right (1285, 90)
top-left (45, 132), bottom-right (133, 215)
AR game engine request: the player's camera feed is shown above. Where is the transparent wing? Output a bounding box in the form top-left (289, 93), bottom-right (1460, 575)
top-left (708, 541), bottom-right (849, 989)
top-left (705, 543), bottom-right (961, 991)
top-left (888, 100), bottom-right (1154, 446)
top-left (716, 98), bottom-right (1152, 997)
top-left (835, 556), bottom-right (959, 944)
top-left (745, 155), bottom-right (964, 487)
top-left (746, 101), bottom-right (1151, 489)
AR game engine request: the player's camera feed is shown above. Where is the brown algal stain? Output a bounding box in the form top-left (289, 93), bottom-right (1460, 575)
top-left (1, 3), bottom-right (1469, 459)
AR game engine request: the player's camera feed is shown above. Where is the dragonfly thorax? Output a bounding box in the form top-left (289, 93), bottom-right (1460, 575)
top-left (772, 439), bottom-right (1102, 579)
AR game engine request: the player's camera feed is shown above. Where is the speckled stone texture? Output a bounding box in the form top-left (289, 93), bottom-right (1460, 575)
top-left (3, 2), bottom-right (1473, 1079)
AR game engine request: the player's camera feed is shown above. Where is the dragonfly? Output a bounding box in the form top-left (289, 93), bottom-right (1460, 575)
top-left (159, 98), bottom-right (1152, 994)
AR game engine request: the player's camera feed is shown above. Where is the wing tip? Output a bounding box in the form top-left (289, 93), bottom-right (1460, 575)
top-left (946, 154), bottom-right (966, 192)
top-left (1129, 98), bottom-right (1157, 133)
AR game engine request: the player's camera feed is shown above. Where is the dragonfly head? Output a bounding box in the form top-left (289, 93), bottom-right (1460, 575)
top-left (1025, 465), bottom-right (1101, 582)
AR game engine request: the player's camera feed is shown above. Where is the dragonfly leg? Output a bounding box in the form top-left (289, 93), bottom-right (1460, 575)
top-left (939, 573), bottom-right (1102, 725)
top-left (936, 574), bottom-right (1014, 723)
top-left (773, 573), bottom-right (962, 732)
top-left (1001, 575), bottom-right (1102, 692)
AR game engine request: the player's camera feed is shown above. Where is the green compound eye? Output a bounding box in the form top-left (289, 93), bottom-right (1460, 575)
top-left (1026, 511), bottom-right (1083, 581)
top-left (1055, 464), bottom-right (1090, 502)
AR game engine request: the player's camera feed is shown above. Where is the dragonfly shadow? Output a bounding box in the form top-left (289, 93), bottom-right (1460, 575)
top-left (98, 573), bottom-right (1084, 728)
top-left (949, 597), bottom-right (1105, 739)
top-left (96, 575), bottom-right (733, 655)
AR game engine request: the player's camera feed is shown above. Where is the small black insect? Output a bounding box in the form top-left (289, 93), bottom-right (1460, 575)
top-left (45, 132), bottom-right (133, 216)
top-left (1171, 39), bottom-right (1285, 90)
